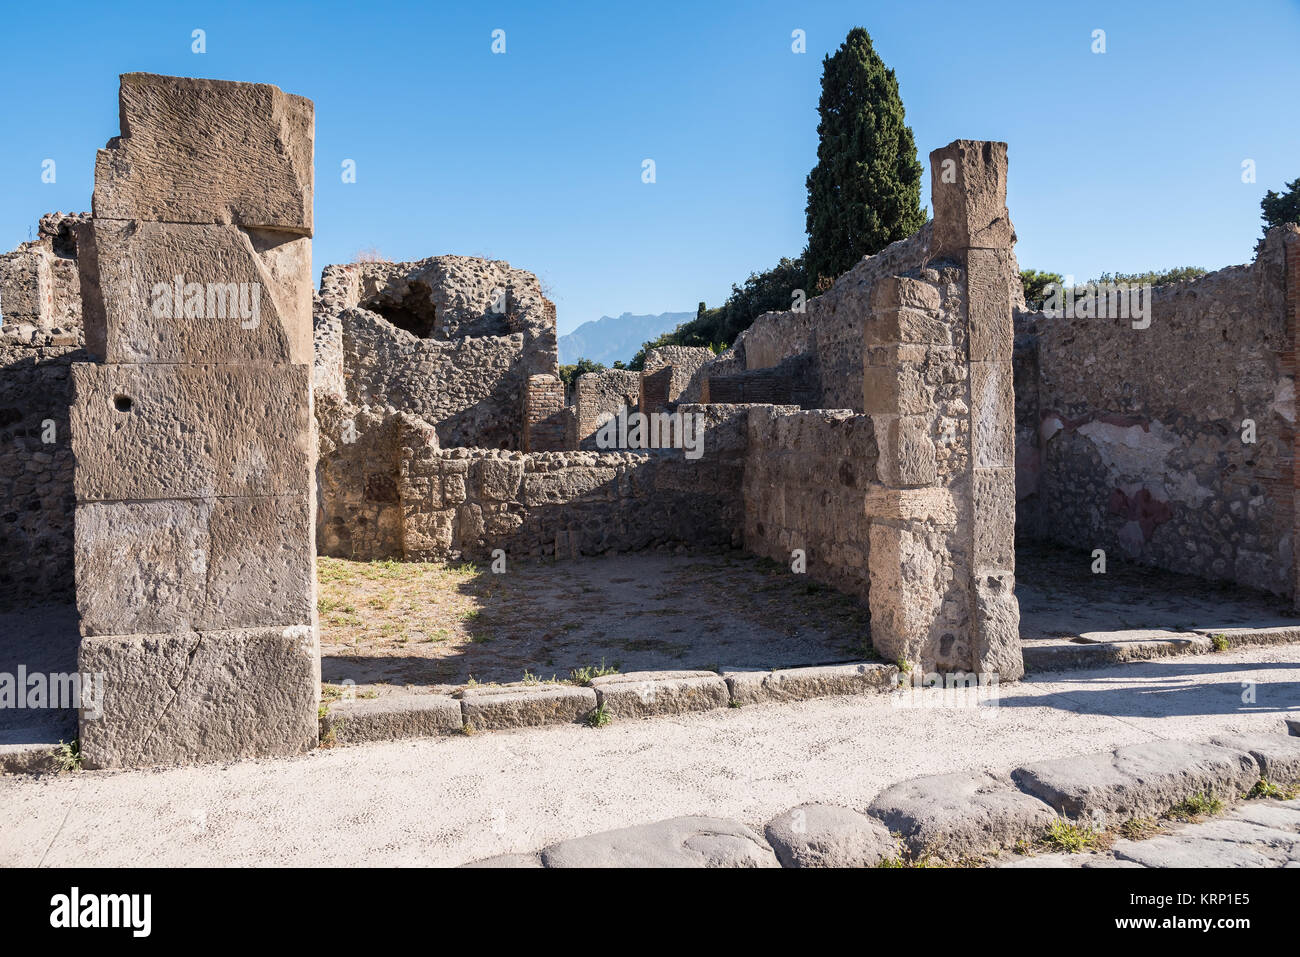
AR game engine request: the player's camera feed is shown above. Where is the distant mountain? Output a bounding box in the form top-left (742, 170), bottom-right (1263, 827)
top-left (558, 311), bottom-right (694, 366)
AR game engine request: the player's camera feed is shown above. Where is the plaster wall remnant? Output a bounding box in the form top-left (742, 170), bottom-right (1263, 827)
top-left (69, 73), bottom-right (319, 768)
top-left (1014, 224), bottom-right (1299, 602)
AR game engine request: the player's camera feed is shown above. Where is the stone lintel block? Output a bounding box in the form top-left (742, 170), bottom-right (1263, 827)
top-left (323, 693), bottom-right (463, 744)
top-left (78, 625), bottom-right (319, 769)
top-left (868, 771), bottom-right (1057, 859)
top-left (591, 671), bottom-right (729, 718)
top-left (867, 522), bottom-right (952, 666)
top-left (969, 360), bottom-right (1014, 469)
top-left (78, 219), bottom-right (312, 365)
top-left (0, 250), bottom-right (52, 321)
top-left (1011, 740), bottom-right (1260, 825)
top-left (94, 73), bottom-right (313, 234)
top-left (864, 487), bottom-right (957, 526)
top-left (71, 362), bottom-right (312, 502)
top-left (972, 568), bottom-right (1023, 681)
top-left (869, 274), bottom-right (943, 314)
top-left (929, 140), bottom-right (1011, 255)
top-left (972, 468), bottom-right (1016, 569)
top-left (76, 494), bottom-right (315, 636)
top-left (459, 684), bottom-right (596, 731)
top-left (966, 247), bottom-right (1014, 362)
top-left (476, 457), bottom-right (524, 502)
top-left (884, 415), bottom-right (937, 487)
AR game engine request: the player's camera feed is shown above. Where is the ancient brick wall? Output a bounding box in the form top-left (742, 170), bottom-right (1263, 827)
top-left (522, 373), bottom-right (567, 451)
top-left (1016, 224), bottom-right (1297, 598)
top-left (574, 369), bottom-right (640, 449)
top-left (743, 408), bottom-right (878, 600)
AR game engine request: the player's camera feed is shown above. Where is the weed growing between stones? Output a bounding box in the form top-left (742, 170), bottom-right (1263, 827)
top-left (1042, 818), bottom-right (1102, 853)
top-left (51, 738), bottom-right (81, 773)
top-left (1116, 817), bottom-right (1165, 841)
top-left (1166, 792), bottom-right (1225, 822)
top-left (570, 660), bottom-right (620, 686)
top-left (586, 703), bottom-right (611, 728)
top-left (1210, 633), bottom-right (1231, 652)
top-left (1246, 778), bottom-right (1297, 800)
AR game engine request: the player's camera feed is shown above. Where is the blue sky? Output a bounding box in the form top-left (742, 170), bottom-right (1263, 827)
top-left (2, 1), bottom-right (1297, 335)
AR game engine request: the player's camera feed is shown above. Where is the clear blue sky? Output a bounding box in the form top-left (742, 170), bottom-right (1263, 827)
top-left (2, 1), bottom-right (1297, 335)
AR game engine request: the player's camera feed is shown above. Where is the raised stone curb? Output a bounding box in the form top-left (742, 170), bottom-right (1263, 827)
top-left (1288, 718), bottom-right (1300, 737)
top-left (1194, 626), bottom-right (1300, 648)
top-left (459, 684), bottom-right (596, 731)
top-left (590, 671), bottom-right (729, 719)
top-left (764, 803), bottom-right (898, 867)
top-left (1208, 733), bottom-right (1300, 784)
top-left (1011, 740), bottom-right (1260, 825)
top-left (538, 816), bottom-right (779, 868)
top-left (868, 770), bottom-right (1057, 858)
top-left (1021, 635), bottom-right (1209, 672)
top-left (322, 693), bottom-right (462, 744)
top-left (724, 662), bottom-right (898, 705)
top-left (0, 743), bottom-right (60, 775)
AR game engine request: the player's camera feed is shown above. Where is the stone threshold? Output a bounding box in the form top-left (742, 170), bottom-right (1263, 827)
top-left (462, 727), bottom-right (1300, 867)
top-left (319, 661), bottom-right (899, 746)
top-left (1021, 625), bottom-right (1300, 673)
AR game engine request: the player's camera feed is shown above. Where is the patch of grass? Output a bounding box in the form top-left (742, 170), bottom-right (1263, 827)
top-left (896, 658), bottom-right (912, 675)
top-left (1166, 792), bottom-right (1224, 822)
top-left (1210, 633), bottom-right (1231, 652)
top-left (52, 739), bottom-right (81, 773)
top-left (1041, 818), bottom-right (1100, 853)
top-left (586, 703), bottom-right (612, 728)
top-left (1117, 817), bottom-right (1164, 841)
top-left (1246, 778), bottom-right (1290, 800)
top-left (570, 659), bottom-right (619, 686)
top-left (728, 699), bottom-right (741, 709)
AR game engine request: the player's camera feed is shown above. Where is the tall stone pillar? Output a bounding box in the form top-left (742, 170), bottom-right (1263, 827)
top-left (71, 74), bottom-right (319, 767)
top-left (865, 140), bottom-right (1023, 680)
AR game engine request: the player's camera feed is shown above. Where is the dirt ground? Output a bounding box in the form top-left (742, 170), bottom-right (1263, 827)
top-left (318, 550), bottom-right (873, 693)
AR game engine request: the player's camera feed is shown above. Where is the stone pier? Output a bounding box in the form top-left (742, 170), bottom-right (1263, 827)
top-left (864, 140), bottom-right (1023, 679)
top-left (70, 73), bottom-right (319, 767)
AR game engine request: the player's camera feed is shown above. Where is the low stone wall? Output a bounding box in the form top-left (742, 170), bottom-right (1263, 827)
top-left (743, 408), bottom-right (878, 600)
top-left (1016, 225), bottom-right (1298, 599)
top-left (398, 405), bottom-right (754, 561)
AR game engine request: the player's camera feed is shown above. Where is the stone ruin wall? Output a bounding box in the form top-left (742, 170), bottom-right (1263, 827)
top-left (1015, 225), bottom-right (1299, 599)
top-left (573, 369), bottom-right (640, 449)
top-left (313, 256), bottom-right (560, 559)
top-left (0, 214), bottom-right (88, 609)
top-left (398, 404), bottom-right (752, 561)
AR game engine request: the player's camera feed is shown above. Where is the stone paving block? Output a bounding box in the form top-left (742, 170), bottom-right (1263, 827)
top-left (94, 73), bottom-right (313, 233)
top-left (539, 816), bottom-right (779, 868)
top-left (590, 671), bottom-right (728, 719)
top-left (722, 669), bottom-right (770, 706)
top-left (1021, 635), bottom-right (1210, 672)
top-left (459, 684), bottom-right (596, 731)
top-left (999, 853), bottom-right (1141, 868)
top-left (459, 853), bottom-right (543, 868)
top-left (1011, 740), bottom-right (1259, 825)
top-left (1230, 802), bottom-right (1300, 832)
top-left (71, 362), bottom-right (312, 502)
top-left (322, 693), bottom-right (463, 744)
top-left (79, 219), bottom-right (311, 365)
top-left (78, 626), bottom-right (319, 769)
top-left (1288, 718), bottom-right (1300, 737)
top-left (1111, 836), bottom-right (1282, 868)
top-left (868, 770), bottom-right (1057, 858)
top-left (1195, 625), bottom-right (1300, 648)
top-left (764, 803), bottom-right (898, 867)
top-left (1209, 733), bottom-right (1300, 786)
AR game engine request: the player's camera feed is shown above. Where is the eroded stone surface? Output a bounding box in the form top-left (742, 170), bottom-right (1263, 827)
top-left (764, 803), bottom-right (897, 868)
top-left (590, 671), bottom-right (728, 719)
top-left (539, 816), bottom-right (779, 868)
top-left (323, 693), bottom-right (462, 743)
top-left (869, 770), bottom-right (1056, 857)
top-left (1012, 740), bottom-right (1259, 825)
top-left (459, 684), bottom-right (596, 731)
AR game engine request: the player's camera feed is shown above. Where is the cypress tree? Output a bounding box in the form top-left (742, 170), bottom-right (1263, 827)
top-left (805, 27), bottom-right (925, 285)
